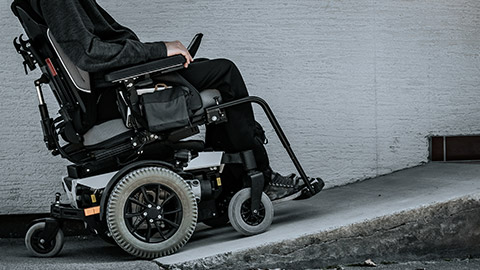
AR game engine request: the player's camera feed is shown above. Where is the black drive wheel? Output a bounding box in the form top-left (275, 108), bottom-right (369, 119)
top-left (228, 188), bottom-right (274, 236)
top-left (25, 222), bottom-right (64, 257)
top-left (107, 167), bottom-right (198, 259)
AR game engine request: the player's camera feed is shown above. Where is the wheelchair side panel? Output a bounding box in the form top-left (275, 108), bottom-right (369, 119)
top-left (75, 171), bottom-right (117, 190)
top-left (184, 151), bottom-right (224, 171)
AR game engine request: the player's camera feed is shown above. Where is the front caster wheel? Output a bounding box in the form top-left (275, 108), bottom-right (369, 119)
top-left (228, 188), bottom-right (274, 236)
top-left (107, 167), bottom-right (198, 258)
top-left (25, 222), bottom-right (64, 257)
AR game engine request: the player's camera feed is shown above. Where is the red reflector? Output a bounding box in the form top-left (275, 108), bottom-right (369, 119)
top-left (45, 58), bottom-right (57, 76)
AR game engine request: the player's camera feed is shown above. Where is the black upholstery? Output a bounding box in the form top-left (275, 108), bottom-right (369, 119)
top-left (11, 0), bottom-right (44, 25)
top-left (47, 30), bottom-right (91, 93)
top-left (104, 55), bottom-right (186, 82)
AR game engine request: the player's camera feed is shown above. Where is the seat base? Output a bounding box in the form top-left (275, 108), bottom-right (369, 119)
top-left (82, 119), bottom-right (132, 147)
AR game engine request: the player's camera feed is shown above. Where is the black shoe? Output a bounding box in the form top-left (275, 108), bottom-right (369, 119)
top-left (264, 172), bottom-right (305, 202)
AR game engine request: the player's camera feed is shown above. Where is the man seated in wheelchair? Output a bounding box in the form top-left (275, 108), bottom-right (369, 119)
top-left (38, 0), bottom-right (315, 201)
top-left (13, 0), bottom-right (324, 259)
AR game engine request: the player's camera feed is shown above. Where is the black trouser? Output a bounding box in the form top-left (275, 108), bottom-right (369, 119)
top-left (177, 59), bottom-right (270, 175)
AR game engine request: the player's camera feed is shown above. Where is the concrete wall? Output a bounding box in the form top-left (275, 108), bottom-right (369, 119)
top-left (1, 0), bottom-right (479, 214)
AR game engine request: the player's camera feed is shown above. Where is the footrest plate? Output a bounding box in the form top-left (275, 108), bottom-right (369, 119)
top-left (295, 178), bottom-right (325, 200)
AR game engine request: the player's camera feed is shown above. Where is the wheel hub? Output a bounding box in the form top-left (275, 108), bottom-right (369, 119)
top-left (145, 206), bottom-right (162, 219)
top-left (123, 182), bottom-right (184, 244)
top-left (241, 201), bottom-right (266, 226)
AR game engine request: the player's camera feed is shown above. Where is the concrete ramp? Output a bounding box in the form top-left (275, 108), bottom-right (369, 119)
top-left (156, 163), bottom-right (480, 269)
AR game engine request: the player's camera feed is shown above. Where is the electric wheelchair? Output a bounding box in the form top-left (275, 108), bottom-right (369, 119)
top-left (11, 0), bottom-right (323, 259)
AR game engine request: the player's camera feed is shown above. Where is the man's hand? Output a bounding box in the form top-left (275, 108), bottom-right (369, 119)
top-left (164, 40), bottom-right (193, 68)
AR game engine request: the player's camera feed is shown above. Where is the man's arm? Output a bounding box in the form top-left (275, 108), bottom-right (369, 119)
top-left (164, 41), bottom-right (193, 68)
top-left (40, 0), bottom-right (168, 73)
top-left (94, 1), bottom-right (193, 68)
top-left (93, 2), bottom-right (140, 41)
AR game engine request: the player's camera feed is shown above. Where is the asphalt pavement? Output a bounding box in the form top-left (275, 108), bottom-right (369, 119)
top-left (1, 236), bottom-right (480, 270)
top-left (1, 162), bottom-right (480, 269)
top-left (0, 235), bottom-right (156, 270)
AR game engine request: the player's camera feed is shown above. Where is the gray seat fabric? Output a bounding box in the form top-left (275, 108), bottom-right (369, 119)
top-left (83, 119), bottom-right (130, 146)
top-left (47, 29), bottom-right (91, 93)
top-left (83, 90), bottom-right (221, 146)
top-left (200, 89), bottom-right (222, 107)
top-left (194, 89), bottom-right (222, 116)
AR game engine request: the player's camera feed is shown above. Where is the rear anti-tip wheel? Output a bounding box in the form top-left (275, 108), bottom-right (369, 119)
top-left (107, 167), bottom-right (198, 259)
top-left (228, 188), bottom-right (274, 236)
top-left (25, 222), bottom-right (64, 257)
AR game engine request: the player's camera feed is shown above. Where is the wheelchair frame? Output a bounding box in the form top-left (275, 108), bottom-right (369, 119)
top-left (12, 0), bottom-right (323, 259)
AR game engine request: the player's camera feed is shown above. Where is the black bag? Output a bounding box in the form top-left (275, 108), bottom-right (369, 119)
top-left (140, 85), bottom-right (193, 132)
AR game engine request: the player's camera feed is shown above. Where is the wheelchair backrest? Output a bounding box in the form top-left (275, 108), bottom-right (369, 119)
top-left (12, 0), bottom-right (95, 140)
top-left (47, 30), bottom-right (91, 93)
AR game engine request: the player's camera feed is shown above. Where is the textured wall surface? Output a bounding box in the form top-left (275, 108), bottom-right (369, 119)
top-left (1, 0), bottom-right (479, 214)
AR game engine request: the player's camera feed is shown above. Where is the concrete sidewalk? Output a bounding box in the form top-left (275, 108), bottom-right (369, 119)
top-left (157, 162), bottom-right (480, 269)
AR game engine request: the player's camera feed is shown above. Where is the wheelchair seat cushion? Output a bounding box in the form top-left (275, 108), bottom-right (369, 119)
top-left (194, 89), bottom-right (222, 116)
top-left (84, 89), bottom-right (222, 147)
top-left (83, 119), bottom-right (132, 147)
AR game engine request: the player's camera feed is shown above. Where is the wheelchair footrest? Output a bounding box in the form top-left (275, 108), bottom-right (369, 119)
top-left (295, 178), bottom-right (325, 201)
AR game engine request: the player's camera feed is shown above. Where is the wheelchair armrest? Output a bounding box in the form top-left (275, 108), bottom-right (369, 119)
top-left (104, 55), bottom-right (186, 83)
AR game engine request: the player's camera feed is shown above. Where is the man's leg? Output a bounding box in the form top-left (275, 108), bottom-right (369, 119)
top-left (178, 58), bottom-right (312, 201)
top-left (178, 58), bottom-right (270, 172)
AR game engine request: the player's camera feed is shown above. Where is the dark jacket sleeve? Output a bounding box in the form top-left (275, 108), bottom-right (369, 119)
top-left (39, 0), bottom-right (167, 73)
top-left (94, 2), bottom-right (139, 40)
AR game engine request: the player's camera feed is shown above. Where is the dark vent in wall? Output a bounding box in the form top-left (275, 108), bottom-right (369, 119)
top-left (430, 136), bottom-right (480, 161)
